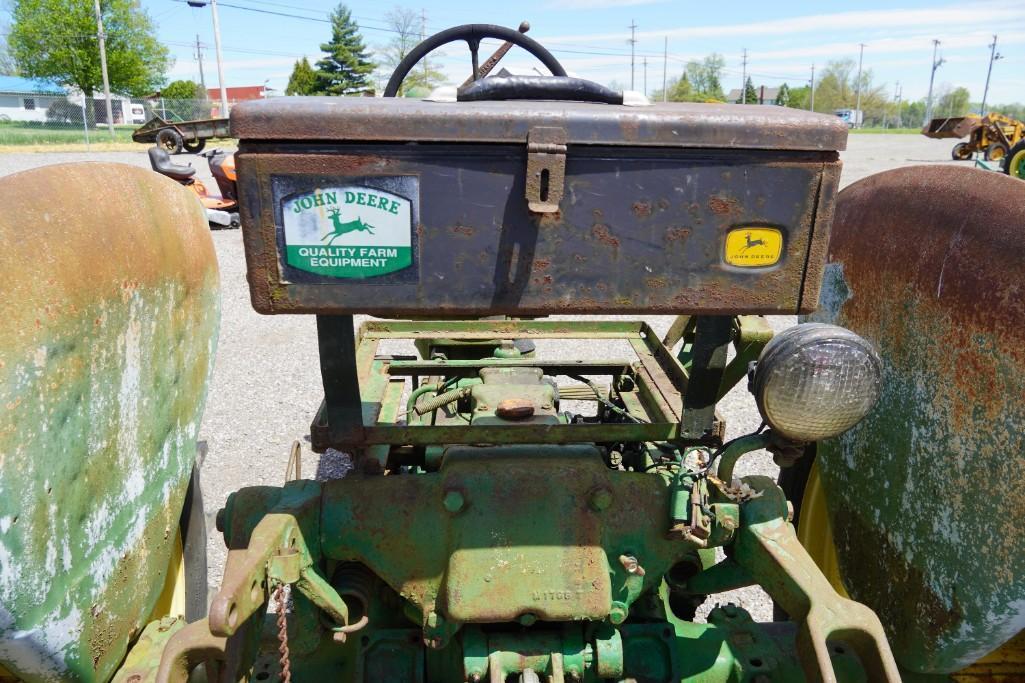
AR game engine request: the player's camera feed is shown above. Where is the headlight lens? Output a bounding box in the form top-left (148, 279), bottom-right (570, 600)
top-left (753, 323), bottom-right (882, 442)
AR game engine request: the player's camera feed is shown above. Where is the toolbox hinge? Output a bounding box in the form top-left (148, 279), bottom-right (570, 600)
top-left (525, 127), bottom-right (567, 214)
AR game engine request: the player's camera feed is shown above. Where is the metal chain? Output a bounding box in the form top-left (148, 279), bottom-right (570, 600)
top-left (274, 584), bottom-right (292, 683)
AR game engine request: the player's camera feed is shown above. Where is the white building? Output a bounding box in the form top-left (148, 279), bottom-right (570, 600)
top-left (0, 76), bottom-right (66, 122)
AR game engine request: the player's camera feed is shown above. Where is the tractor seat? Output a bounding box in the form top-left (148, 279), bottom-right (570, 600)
top-left (148, 146), bottom-right (195, 181)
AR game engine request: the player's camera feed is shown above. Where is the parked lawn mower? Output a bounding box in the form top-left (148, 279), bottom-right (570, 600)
top-left (2, 21), bottom-right (1024, 683)
top-left (147, 145), bottom-right (239, 228)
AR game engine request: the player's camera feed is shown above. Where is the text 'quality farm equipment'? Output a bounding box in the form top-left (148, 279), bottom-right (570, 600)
top-left (3, 21), bottom-right (1025, 683)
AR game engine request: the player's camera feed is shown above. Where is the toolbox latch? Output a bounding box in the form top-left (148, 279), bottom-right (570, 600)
top-left (525, 127), bottom-right (567, 213)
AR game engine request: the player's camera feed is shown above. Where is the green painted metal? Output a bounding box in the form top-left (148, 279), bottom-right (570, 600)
top-left (807, 166), bottom-right (1025, 674)
top-left (0, 164), bottom-right (219, 682)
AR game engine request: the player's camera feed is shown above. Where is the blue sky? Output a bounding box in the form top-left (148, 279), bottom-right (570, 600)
top-left (142, 0), bottom-right (1024, 104)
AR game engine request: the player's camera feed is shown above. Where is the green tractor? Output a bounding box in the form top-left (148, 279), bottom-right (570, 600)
top-left (2, 24), bottom-right (1023, 683)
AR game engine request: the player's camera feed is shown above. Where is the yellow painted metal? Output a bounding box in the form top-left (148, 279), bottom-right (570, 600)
top-left (147, 533), bottom-right (187, 622)
top-left (796, 460), bottom-right (850, 599)
top-left (952, 630), bottom-right (1025, 681)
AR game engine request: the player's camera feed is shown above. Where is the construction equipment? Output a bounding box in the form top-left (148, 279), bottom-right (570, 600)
top-left (1003, 139), bottom-right (1025, 179)
top-left (3, 21), bottom-right (1024, 683)
top-left (922, 112), bottom-right (1025, 161)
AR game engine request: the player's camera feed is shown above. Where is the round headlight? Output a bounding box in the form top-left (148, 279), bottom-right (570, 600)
top-left (752, 323), bottom-right (882, 442)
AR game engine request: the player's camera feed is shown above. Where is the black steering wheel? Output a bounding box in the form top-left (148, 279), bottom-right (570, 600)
top-left (383, 23), bottom-right (567, 98)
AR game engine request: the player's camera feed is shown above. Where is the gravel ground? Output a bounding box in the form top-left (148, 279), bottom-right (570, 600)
top-left (0, 133), bottom-right (960, 624)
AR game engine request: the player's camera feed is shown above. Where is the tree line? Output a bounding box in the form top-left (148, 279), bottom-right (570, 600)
top-left (653, 53), bottom-right (1022, 127)
top-left (0, 0), bottom-right (445, 118)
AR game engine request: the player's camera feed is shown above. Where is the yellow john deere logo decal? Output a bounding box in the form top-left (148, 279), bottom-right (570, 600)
top-left (724, 227), bottom-right (783, 267)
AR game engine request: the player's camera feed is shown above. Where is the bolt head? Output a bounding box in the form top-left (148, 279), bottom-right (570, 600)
top-left (519, 612), bottom-right (537, 627)
top-left (443, 489), bottom-right (465, 513)
top-left (609, 602), bottom-right (628, 625)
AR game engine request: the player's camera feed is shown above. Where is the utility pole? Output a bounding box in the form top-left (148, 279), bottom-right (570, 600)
top-left (883, 81), bottom-right (900, 129)
top-left (662, 36), bottom-right (668, 103)
top-left (895, 82), bottom-right (903, 128)
top-left (643, 57), bottom-right (648, 97)
top-left (92, 0), bottom-right (115, 137)
top-left (211, 0), bottom-right (229, 116)
top-left (854, 43), bottom-right (865, 128)
top-left (924, 39), bottom-right (944, 126)
top-left (421, 9), bottom-right (429, 81)
top-left (809, 63), bottom-right (815, 112)
top-left (188, 1), bottom-right (230, 115)
top-left (194, 35), bottom-right (207, 92)
top-left (981, 35), bottom-right (1003, 117)
top-left (741, 48), bottom-right (748, 104)
top-left (628, 20), bottom-right (637, 90)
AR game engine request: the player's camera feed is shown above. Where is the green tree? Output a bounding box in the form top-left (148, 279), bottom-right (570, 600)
top-left (741, 76), bottom-right (757, 103)
top-left (651, 74), bottom-right (694, 102)
top-left (285, 57), bottom-right (317, 95)
top-left (786, 84), bottom-right (810, 109)
top-left (937, 86), bottom-right (970, 117)
top-left (315, 3), bottom-right (375, 95)
top-left (0, 20), bottom-right (18, 75)
top-left (684, 53), bottom-right (725, 100)
top-left (376, 6), bottom-right (444, 96)
top-left (161, 79), bottom-right (204, 100)
top-left (159, 79), bottom-right (210, 119)
top-left (9, 0), bottom-right (170, 121)
top-left (811, 59), bottom-right (887, 123)
top-left (776, 82), bottom-right (791, 107)
top-left (654, 54), bottom-right (724, 102)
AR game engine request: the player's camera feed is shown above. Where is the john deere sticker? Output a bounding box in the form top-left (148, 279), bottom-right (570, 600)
top-left (723, 227), bottom-right (783, 268)
top-left (282, 185), bottom-right (413, 279)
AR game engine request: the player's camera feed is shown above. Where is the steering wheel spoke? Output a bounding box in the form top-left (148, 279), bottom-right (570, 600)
top-left (467, 38), bottom-right (481, 82)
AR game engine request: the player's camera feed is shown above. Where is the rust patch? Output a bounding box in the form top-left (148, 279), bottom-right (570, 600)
top-left (591, 224), bottom-right (620, 249)
top-left (632, 201), bottom-right (652, 218)
top-left (664, 227), bottom-right (692, 243)
top-left (532, 259), bottom-right (550, 272)
top-left (645, 277), bottom-right (668, 289)
top-left (451, 224), bottom-right (475, 237)
top-left (708, 195), bottom-right (740, 216)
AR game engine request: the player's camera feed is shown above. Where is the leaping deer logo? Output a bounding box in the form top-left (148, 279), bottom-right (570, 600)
top-left (322, 208), bottom-right (375, 245)
top-left (740, 232), bottom-right (766, 252)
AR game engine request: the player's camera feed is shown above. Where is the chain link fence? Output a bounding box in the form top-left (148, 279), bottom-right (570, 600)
top-left (0, 96), bottom-right (237, 148)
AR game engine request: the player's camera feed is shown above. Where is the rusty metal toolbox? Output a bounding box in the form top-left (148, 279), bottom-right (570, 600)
top-left (231, 97), bottom-right (846, 316)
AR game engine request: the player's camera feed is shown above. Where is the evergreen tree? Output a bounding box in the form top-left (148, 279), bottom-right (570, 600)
top-left (741, 77), bottom-right (757, 104)
top-left (776, 83), bottom-right (791, 107)
top-left (286, 57), bottom-right (318, 95)
top-left (315, 4), bottom-right (375, 95)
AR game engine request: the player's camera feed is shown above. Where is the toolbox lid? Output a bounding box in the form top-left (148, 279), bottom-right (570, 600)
top-left (231, 96), bottom-right (847, 152)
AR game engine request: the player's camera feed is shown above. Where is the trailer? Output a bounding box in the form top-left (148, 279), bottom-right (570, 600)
top-left (923, 112), bottom-right (1025, 161)
top-left (131, 114), bottom-right (231, 154)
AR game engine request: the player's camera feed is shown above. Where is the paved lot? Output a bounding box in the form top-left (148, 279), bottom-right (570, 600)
top-left (0, 133), bottom-right (961, 622)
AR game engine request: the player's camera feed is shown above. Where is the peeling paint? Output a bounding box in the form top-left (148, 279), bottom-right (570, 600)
top-left (809, 166), bottom-right (1025, 674)
top-left (0, 164), bottom-right (220, 682)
